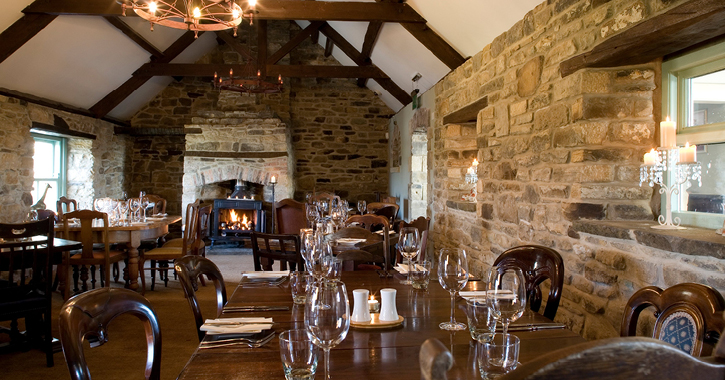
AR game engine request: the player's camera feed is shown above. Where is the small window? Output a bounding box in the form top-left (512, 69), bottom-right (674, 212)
top-left (662, 40), bottom-right (725, 228)
top-left (32, 134), bottom-right (66, 212)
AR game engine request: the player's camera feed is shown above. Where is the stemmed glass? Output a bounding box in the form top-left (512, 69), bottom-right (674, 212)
top-left (118, 199), bottom-right (130, 226)
top-left (300, 228), bottom-right (315, 273)
top-left (357, 200), bottom-right (366, 214)
top-left (129, 198), bottom-right (141, 223)
top-left (139, 192), bottom-right (149, 222)
top-left (397, 227), bottom-right (420, 285)
top-left (438, 248), bottom-right (469, 331)
top-left (305, 280), bottom-right (350, 380)
top-left (487, 266), bottom-right (526, 336)
top-left (306, 204), bottom-right (320, 229)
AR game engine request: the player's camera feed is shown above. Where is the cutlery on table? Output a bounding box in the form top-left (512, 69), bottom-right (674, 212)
top-left (499, 323), bottom-right (567, 332)
top-left (199, 331), bottom-right (275, 349)
top-left (222, 306), bottom-right (289, 313)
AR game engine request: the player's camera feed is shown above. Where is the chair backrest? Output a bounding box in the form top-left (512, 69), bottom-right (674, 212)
top-left (250, 232), bottom-right (303, 271)
top-left (181, 200), bottom-right (201, 255)
top-left (328, 226), bottom-right (382, 242)
top-left (419, 338), bottom-right (454, 380)
top-left (346, 214), bottom-right (391, 273)
top-left (175, 255), bottom-right (227, 341)
top-left (493, 245), bottom-right (564, 321)
top-left (145, 195), bottom-right (166, 215)
top-left (193, 204), bottom-right (212, 257)
top-left (59, 288), bottom-right (162, 380)
top-left (0, 218), bottom-right (54, 306)
top-left (57, 196), bottom-right (78, 218)
top-left (274, 198), bottom-right (307, 234)
top-left (398, 216), bottom-right (430, 262)
top-left (62, 210), bottom-right (111, 261)
top-left (497, 336), bottom-right (725, 380)
top-left (335, 249), bottom-right (385, 271)
top-left (36, 209), bottom-right (57, 223)
top-left (621, 283), bottom-right (725, 356)
top-left (367, 202), bottom-right (399, 222)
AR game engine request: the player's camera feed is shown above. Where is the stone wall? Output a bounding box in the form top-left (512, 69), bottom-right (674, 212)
top-left (0, 95), bottom-right (130, 222)
top-left (431, 0), bottom-right (724, 340)
top-left (128, 21), bottom-right (394, 210)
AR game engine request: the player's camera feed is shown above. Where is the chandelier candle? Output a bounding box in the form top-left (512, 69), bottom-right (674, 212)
top-left (659, 117), bottom-right (677, 147)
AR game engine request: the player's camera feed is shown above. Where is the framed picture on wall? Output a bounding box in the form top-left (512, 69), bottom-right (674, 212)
top-left (693, 109), bottom-right (707, 126)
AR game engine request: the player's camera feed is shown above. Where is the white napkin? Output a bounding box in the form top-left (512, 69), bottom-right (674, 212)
top-left (336, 238), bottom-right (366, 245)
top-left (395, 263), bottom-right (428, 274)
top-left (459, 291), bottom-right (488, 300)
top-left (201, 317), bottom-right (273, 335)
top-left (375, 230), bottom-right (395, 235)
top-left (242, 270), bottom-right (289, 279)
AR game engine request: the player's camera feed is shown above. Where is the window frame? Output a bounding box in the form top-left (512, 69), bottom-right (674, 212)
top-left (662, 40), bottom-right (725, 229)
top-left (31, 133), bottom-right (67, 211)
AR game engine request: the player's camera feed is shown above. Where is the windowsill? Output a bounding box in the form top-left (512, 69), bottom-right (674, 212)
top-left (446, 200), bottom-right (476, 213)
top-left (572, 220), bottom-right (725, 260)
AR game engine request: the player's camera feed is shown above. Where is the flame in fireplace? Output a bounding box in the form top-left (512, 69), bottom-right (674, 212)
top-left (223, 209), bottom-right (254, 231)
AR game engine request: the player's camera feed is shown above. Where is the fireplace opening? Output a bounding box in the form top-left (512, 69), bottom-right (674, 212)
top-left (218, 208), bottom-right (256, 235)
top-left (210, 197), bottom-right (268, 246)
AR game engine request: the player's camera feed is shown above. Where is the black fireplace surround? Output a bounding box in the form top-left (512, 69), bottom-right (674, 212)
top-left (210, 198), bottom-right (267, 246)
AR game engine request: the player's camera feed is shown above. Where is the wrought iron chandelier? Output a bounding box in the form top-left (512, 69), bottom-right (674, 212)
top-left (117, 0), bottom-right (256, 38)
top-left (213, 68), bottom-right (283, 94)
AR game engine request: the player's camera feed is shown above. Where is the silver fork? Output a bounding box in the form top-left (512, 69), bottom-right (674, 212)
top-left (199, 331), bottom-right (275, 349)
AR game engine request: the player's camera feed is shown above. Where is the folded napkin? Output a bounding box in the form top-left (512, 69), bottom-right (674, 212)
top-left (336, 238), bottom-right (366, 245)
top-left (375, 230), bottom-right (396, 235)
top-left (395, 263), bottom-right (428, 274)
top-left (242, 270), bottom-right (289, 279)
top-left (459, 291), bottom-right (488, 300)
top-left (201, 317), bottom-right (273, 335)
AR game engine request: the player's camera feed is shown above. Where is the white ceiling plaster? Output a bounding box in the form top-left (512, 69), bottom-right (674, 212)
top-left (0, 0), bottom-right (32, 33)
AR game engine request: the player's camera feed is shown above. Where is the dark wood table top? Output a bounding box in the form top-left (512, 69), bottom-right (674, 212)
top-left (177, 271), bottom-right (585, 380)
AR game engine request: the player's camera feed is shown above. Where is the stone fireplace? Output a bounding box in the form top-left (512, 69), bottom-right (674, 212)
top-left (182, 109), bottom-right (294, 223)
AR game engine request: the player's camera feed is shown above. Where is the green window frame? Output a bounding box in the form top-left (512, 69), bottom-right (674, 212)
top-left (32, 133), bottom-right (67, 212)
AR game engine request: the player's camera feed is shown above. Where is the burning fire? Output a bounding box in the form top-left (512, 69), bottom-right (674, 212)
top-left (221, 209), bottom-right (254, 231)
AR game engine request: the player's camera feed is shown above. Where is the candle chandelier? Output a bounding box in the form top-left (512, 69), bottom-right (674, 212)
top-left (213, 65), bottom-right (283, 94)
top-left (117, 0), bottom-right (256, 38)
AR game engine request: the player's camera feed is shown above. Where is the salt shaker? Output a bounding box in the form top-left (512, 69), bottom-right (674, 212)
top-left (379, 288), bottom-right (398, 321)
top-left (351, 289), bottom-right (372, 323)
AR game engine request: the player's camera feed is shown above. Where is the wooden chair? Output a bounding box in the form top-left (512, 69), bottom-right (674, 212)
top-left (398, 216), bottom-right (430, 263)
top-left (139, 200), bottom-right (200, 293)
top-left (493, 245), bottom-right (564, 321)
top-left (497, 336), bottom-right (725, 380)
top-left (145, 194), bottom-right (166, 215)
top-left (62, 210), bottom-right (127, 292)
top-left (59, 288), bottom-right (162, 380)
top-left (56, 196), bottom-right (78, 219)
top-left (0, 218), bottom-right (55, 367)
top-left (35, 209), bottom-right (57, 223)
top-left (346, 214), bottom-right (391, 275)
top-left (367, 202), bottom-right (399, 223)
top-left (621, 283), bottom-right (725, 356)
top-left (175, 255), bottom-right (227, 342)
top-left (250, 232), bottom-right (303, 271)
top-left (193, 204), bottom-right (212, 257)
top-left (419, 338), bottom-right (454, 380)
top-left (335, 249), bottom-right (385, 271)
top-left (274, 198), bottom-right (307, 234)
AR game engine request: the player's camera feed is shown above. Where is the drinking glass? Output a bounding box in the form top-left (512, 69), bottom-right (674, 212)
top-left (280, 329), bottom-right (319, 380)
top-left (305, 280), bottom-right (350, 380)
top-left (129, 198), bottom-right (141, 222)
top-left (437, 248), bottom-right (469, 331)
top-left (465, 297), bottom-right (497, 343)
top-left (409, 260), bottom-right (432, 290)
top-left (300, 228), bottom-right (315, 272)
top-left (321, 256), bottom-right (342, 282)
top-left (478, 333), bottom-right (520, 379)
top-left (308, 240), bottom-right (331, 280)
top-left (306, 204), bottom-right (319, 229)
top-left (118, 199), bottom-right (130, 226)
top-left (290, 272), bottom-right (311, 305)
top-left (487, 266), bottom-right (526, 336)
top-left (357, 200), bottom-right (366, 214)
top-left (397, 227), bottom-right (420, 285)
top-left (140, 195), bottom-right (149, 222)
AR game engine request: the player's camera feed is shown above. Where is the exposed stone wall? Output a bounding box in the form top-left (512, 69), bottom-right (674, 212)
top-left (0, 96), bottom-right (130, 222)
top-left (129, 21), bottom-right (393, 208)
top-left (127, 135), bottom-right (185, 216)
top-left (431, 0), bottom-right (723, 340)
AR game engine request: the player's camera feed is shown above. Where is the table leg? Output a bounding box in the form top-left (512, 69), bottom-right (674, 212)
top-left (126, 244), bottom-right (140, 291)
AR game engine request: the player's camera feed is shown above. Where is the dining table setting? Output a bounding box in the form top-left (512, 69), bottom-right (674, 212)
top-left (176, 257), bottom-right (585, 380)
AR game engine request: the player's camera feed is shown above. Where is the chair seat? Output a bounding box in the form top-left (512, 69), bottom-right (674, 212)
top-left (69, 250), bottom-right (127, 265)
top-left (162, 238), bottom-right (183, 248)
top-left (0, 295), bottom-right (46, 320)
top-left (142, 246), bottom-right (184, 260)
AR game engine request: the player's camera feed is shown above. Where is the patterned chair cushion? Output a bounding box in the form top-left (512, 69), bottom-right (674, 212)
top-left (657, 311), bottom-right (697, 355)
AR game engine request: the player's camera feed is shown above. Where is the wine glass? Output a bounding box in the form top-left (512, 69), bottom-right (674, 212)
top-left (305, 280), bottom-right (350, 380)
top-left (357, 200), bottom-right (366, 214)
top-left (129, 198), bottom-right (141, 223)
top-left (300, 228), bottom-right (315, 273)
top-left (397, 227), bottom-right (420, 285)
top-left (487, 266), bottom-right (526, 336)
top-left (118, 198), bottom-right (130, 226)
top-left (306, 204), bottom-right (320, 229)
top-left (438, 248), bottom-right (469, 331)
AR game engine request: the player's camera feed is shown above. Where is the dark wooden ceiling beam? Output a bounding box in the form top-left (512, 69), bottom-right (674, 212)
top-left (24, 0), bottom-right (426, 22)
top-left (133, 63), bottom-right (389, 78)
top-left (324, 37), bottom-right (334, 57)
top-left (267, 21), bottom-right (324, 65)
top-left (319, 23), bottom-right (411, 105)
top-left (0, 13), bottom-right (56, 64)
top-left (103, 16), bottom-right (163, 59)
top-left (357, 21), bottom-right (383, 87)
top-left (560, 0), bottom-right (725, 77)
top-left (0, 87), bottom-right (129, 127)
top-left (89, 31), bottom-right (198, 118)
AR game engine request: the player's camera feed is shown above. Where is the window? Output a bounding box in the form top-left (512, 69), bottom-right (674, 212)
top-left (32, 134), bottom-right (66, 212)
top-left (662, 40), bottom-right (725, 229)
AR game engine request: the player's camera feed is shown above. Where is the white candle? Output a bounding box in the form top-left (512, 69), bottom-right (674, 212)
top-left (643, 148), bottom-right (657, 166)
top-left (270, 175), bottom-right (277, 184)
top-left (660, 117), bottom-right (677, 147)
top-left (368, 297), bottom-right (379, 313)
top-left (679, 142), bottom-right (696, 163)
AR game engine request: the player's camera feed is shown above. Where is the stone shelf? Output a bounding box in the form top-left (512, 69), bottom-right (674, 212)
top-left (446, 200), bottom-right (476, 213)
top-left (573, 220), bottom-right (725, 260)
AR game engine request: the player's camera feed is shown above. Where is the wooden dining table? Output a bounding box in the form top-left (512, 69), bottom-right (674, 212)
top-left (177, 270), bottom-right (586, 380)
top-left (55, 216), bottom-right (181, 292)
